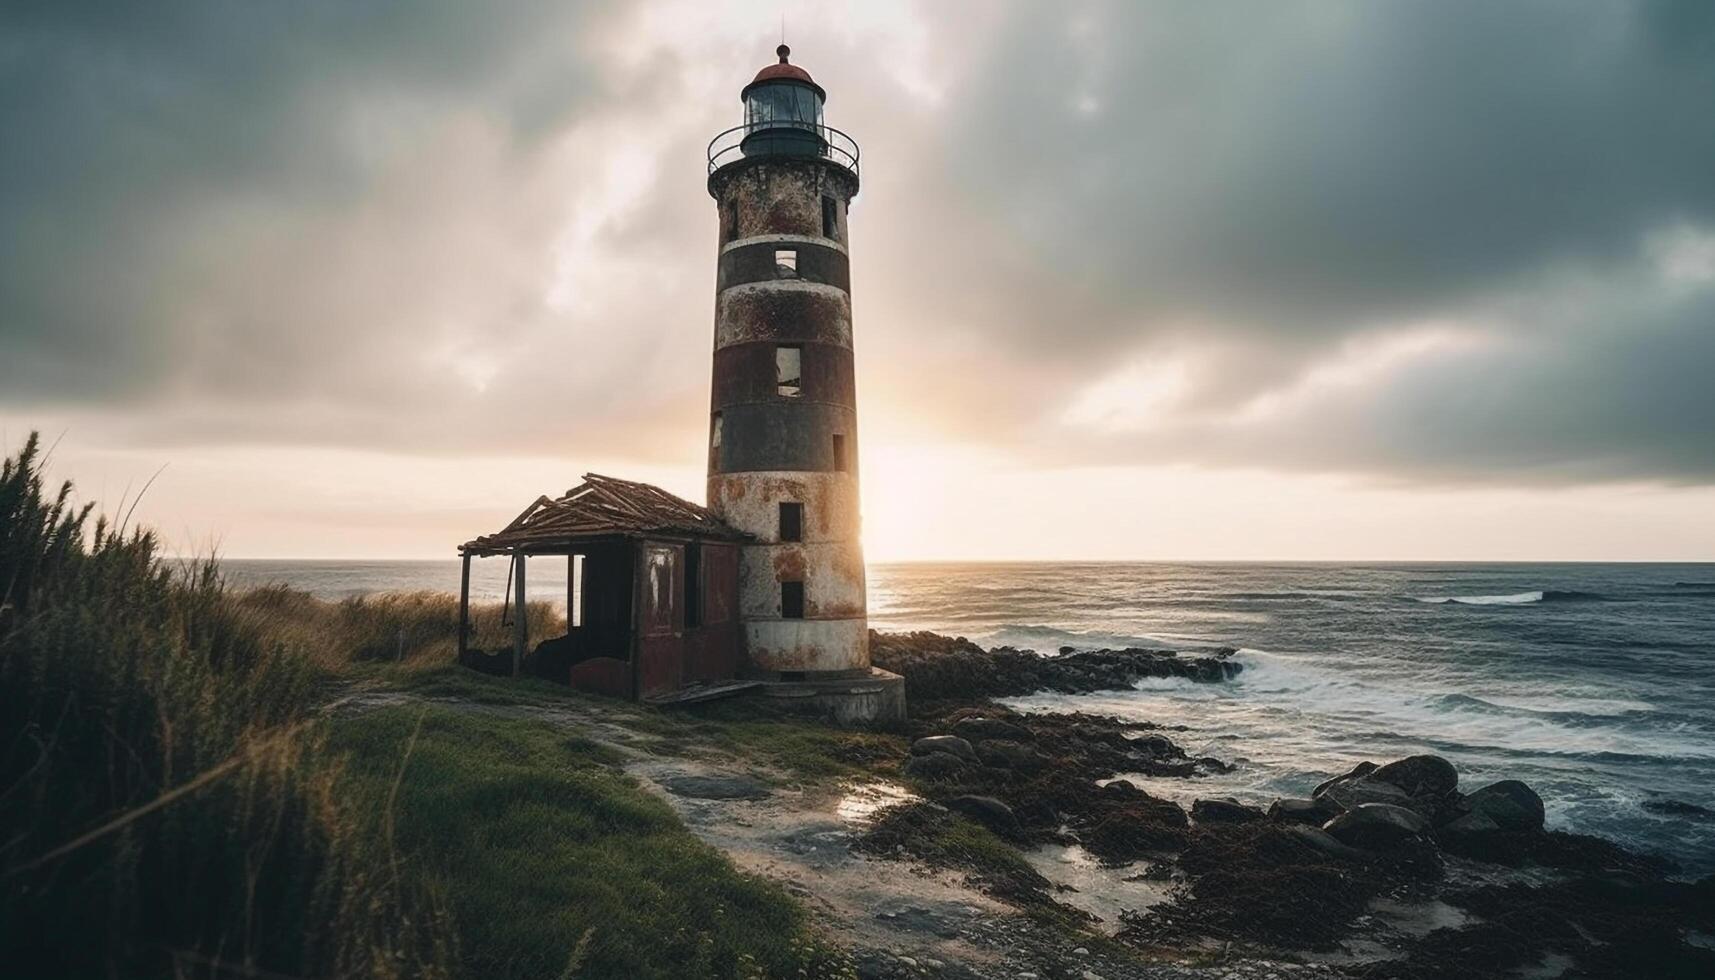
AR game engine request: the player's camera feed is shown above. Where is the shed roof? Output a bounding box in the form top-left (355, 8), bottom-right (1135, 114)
top-left (461, 473), bottom-right (747, 554)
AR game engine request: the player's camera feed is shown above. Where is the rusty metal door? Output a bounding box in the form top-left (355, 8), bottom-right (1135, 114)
top-left (636, 542), bottom-right (683, 697)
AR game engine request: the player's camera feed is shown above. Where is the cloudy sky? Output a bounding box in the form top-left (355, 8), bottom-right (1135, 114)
top-left (4, 0), bottom-right (1715, 560)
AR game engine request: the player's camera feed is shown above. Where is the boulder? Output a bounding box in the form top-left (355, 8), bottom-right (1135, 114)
top-left (1269, 797), bottom-right (1341, 826)
top-left (902, 751), bottom-right (971, 780)
top-left (1100, 779), bottom-right (1146, 801)
top-left (1191, 797), bottom-right (1266, 824)
top-left (975, 739), bottom-right (1043, 771)
top-left (1324, 803), bottom-right (1432, 851)
top-left (946, 795), bottom-right (1023, 837)
top-left (951, 717), bottom-right (1033, 743)
top-left (1283, 825), bottom-right (1369, 862)
top-left (1135, 734), bottom-right (1180, 759)
top-left (1460, 779), bottom-right (1545, 832)
top-left (1442, 811), bottom-right (1501, 835)
top-left (1312, 761), bottom-right (1377, 798)
top-left (911, 735), bottom-right (977, 761)
top-left (1371, 755), bottom-right (1460, 799)
top-left (1317, 774), bottom-right (1415, 813)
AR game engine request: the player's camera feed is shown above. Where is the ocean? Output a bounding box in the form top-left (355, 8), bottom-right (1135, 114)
top-left (220, 558), bottom-right (1715, 874)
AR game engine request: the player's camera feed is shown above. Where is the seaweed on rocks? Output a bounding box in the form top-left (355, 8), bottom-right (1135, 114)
top-left (1120, 821), bottom-right (1439, 953)
top-left (1353, 874), bottom-right (1715, 979)
top-left (869, 630), bottom-right (1242, 706)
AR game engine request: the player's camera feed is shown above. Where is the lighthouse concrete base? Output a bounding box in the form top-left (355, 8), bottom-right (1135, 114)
top-left (750, 668), bottom-right (906, 728)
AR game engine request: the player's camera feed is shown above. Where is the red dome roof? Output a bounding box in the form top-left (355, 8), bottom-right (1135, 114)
top-left (746, 45), bottom-right (822, 95)
top-left (752, 61), bottom-right (815, 86)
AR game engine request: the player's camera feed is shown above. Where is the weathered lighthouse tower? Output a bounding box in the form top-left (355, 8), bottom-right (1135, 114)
top-left (705, 45), bottom-right (904, 723)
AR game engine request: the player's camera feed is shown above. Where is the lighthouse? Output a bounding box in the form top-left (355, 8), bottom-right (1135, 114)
top-left (705, 45), bottom-right (904, 723)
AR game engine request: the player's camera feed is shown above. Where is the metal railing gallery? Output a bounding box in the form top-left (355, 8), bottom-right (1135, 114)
top-left (707, 122), bottom-right (860, 179)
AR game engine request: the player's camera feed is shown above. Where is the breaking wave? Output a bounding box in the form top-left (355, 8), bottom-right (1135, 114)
top-left (1413, 589), bottom-right (1605, 605)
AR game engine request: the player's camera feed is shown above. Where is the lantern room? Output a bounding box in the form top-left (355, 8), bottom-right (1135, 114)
top-left (710, 44), bottom-right (858, 178)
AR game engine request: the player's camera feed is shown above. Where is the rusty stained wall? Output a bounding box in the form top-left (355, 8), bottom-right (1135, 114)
top-left (745, 618), bottom-right (870, 673)
top-left (715, 282), bottom-right (851, 349)
top-left (708, 471), bottom-right (859, 542)
top-left (713, 158), bottom-right (853, 243)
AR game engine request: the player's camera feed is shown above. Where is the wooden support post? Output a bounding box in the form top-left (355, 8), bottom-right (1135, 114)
top-left (567, 553), bottom-right (576, 632)
top-left (512, 552), bottom-right (527, 677)
top-left (457, 553), bottom-right (471, 661)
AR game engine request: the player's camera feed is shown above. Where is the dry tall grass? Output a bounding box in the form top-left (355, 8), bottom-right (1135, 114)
top-left (230, 584), bottom-right (563, 670)
top-left (0, 433), bottom-right (455, 978)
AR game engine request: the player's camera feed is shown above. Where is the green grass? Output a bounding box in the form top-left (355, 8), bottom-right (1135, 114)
top-left (380, 661), bottom-right (910, 784)
top-left (329, 706), bottom-right (854, 980)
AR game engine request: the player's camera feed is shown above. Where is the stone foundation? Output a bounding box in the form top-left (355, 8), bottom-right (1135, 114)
top-left (750, 667), bottom-right (906, 727)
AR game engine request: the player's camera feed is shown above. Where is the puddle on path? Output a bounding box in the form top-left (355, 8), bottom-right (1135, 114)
top-left (1024, 842), bottom-right (1174, 933)
top-left (835, 780), bottom-right (918, 823)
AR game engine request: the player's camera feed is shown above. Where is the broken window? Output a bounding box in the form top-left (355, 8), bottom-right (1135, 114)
top-left (775, 345), bottom-right (802, 398)
top-left (821, 196), bottom-right (837, 239)
top-left (831, 433), bottom-right (847, 471)
top-left (775, 248), bottom-right (798, 276)
top-left (684, 543), bottom-right (702, 629)
top-left (781, 580), bottom-right (805, 619)
top-left (779, 502), bottom-right (803, 542)
top-left (709, 412), bottom-right (723, 470)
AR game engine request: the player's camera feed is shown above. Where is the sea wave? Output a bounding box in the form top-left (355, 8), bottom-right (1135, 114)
top-left (1413, 589), bottom-right (1604, 605)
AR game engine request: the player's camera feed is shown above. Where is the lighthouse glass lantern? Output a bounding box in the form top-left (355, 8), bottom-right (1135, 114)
top-left (739, 45), bottom-right (828, 159)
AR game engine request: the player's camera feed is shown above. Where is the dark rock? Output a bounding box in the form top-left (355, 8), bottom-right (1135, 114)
top-left (1191, 797), bottom-right (1266, 824)
top-left (1268, 797), bottom-right (1341, 826)
top-left (1461, 779), bottom-right (1546, 832)
top-left (1135, 734), bottom-right (1179, 758)
top-left (911, 735), bottom-right (976, 761)
top-left (950, 717), bottom-right (1033, 743)
top-left (974, 738), bottom-right (1042, 772)
top-left (1442, 811), bottom-right (1501, 834)
top-left (1312, 761), bottom-right (1377, 798)
top-left (868, 630), bottom-right (1244, 703)
top-left (1282, 825), bottom-right (1370, 862)
top-left (1371, 754), bottom-right (1460, 799)
top-left (659, 774), bottom-right (772, 800)
top-left (902, 751), bottom-right (971, 781)
top-left (945, 795), bottom-right (1023, 837)
top-left (1324, 802), bottom-right (1432, 850)
top-left (1317, 774), bottom-right (1414, 812)
top-left (1100, 779), bottom-right (1146, 800)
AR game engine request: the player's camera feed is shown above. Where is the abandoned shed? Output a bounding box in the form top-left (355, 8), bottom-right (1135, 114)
top-left (458, 473), bottom-right (752, 702)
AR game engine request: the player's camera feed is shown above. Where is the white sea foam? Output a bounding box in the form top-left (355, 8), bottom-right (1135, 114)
top-left (1415, 590), bottom-right (1544, 605)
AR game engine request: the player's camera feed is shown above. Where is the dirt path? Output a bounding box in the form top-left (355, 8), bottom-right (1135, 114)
top-left (338, 688), bottom-right (1343, 980)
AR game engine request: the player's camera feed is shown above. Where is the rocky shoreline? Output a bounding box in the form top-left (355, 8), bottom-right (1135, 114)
top-left (861, 632), bottom-right (1715, 979)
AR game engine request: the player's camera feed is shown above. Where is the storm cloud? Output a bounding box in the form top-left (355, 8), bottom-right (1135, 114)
top-left (3, 0), bottom-right (1714, 485)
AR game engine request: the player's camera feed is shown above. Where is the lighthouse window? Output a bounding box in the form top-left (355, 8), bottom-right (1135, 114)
top-left (779, 502), bottom-right (803, 542)
top-left (821, 197), bottom-right (837, 239)
top-left (724, 200), bottom-right (738, 243)
top-left (831, 433), bottom-right (848, 472)
top-left (781, 580), bottom-right (805, 619)
top-left (775, 345), bottom-right (802, 398)
top-left (709, 413), bottom-right (723, 470)
top-left (775, 249), bottom-right (797, 276)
